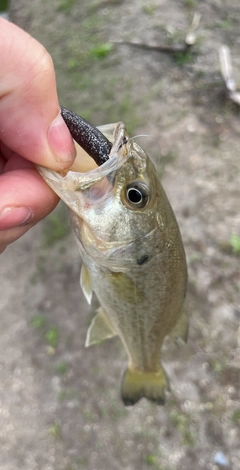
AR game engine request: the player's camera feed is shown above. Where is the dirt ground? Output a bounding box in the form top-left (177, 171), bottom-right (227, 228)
top-left (0, 0), bottom-right (239, 469)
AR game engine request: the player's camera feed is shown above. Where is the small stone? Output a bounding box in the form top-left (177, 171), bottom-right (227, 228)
top-left (213, 451), bottom-right (229, 467)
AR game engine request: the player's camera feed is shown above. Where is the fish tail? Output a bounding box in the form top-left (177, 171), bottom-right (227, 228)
top-left (121, 365), bottom-right (170, 406)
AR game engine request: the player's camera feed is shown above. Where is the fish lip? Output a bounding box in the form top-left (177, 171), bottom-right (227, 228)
top-left (37, 149), bottom-right (128, 194)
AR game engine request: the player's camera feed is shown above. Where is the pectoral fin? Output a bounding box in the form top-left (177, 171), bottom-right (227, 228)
top-left (85, 307), bottom-right (117, 347)
top-left (80, 264), bottom-right (93, 305)
top-left (121, 365), bottom-right (170, 406)
top-left (170, 310), bottom-right (189, 343)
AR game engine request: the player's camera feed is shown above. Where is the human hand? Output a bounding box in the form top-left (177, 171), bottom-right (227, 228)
top-left (0, 18), bottom-right (76, 254)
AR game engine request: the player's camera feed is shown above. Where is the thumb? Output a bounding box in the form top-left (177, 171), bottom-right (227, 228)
top-left (0, 18), bottom-right (76, 170)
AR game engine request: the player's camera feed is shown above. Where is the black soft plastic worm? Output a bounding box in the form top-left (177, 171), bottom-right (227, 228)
top-left (61, 106), bottom-right (112, 166)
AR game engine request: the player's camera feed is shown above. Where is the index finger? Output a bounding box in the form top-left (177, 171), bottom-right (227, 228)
top-left (0, 18), bottom-right (76, 170)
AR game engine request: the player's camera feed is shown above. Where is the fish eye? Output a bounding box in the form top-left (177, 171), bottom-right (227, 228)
top-left (125, 182), bottom-right (150, 208)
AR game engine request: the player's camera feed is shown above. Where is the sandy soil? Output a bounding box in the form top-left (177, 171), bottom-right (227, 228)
top-left (0, 1), bottom-right (239, 469)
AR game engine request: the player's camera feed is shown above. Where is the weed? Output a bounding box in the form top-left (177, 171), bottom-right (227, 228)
top-left (209, 357), bottom-right (226, 374)
top-left (146, 454), bottom-right (157, 466)
top-left (56, 362), bottom-right (69, 375)
top-left (57, 0), bottom-right (76, 14)
top-left (230, 234), bottom-right (240, 255)
top-left (170, 409), bottom-right (197, 447)
top-left (173, 50), bottom-right (194, 66)
top-left (184, 0), bottom-right (197, 8)
top-left (196, 69), bottom-right (205, 78)
top-left (49, 422), bottom-right (61, 439)
top-left (142, 2), bottom-right (156, 16)
top-left (67, 58), bottom-right (78, 70)
top-left (84, 409), bottom-right (94, 421)
top-left (90, 43), bottom-right (113, 59)
top-left (219, 17), bottom-right (233, 31)
top-left (45, 327), bottom-right (59, 348)
top-left (31, 315), bottom-right (47, 329)
top-left (231, 409), bottom-right (240, 426)
top-left (0, 0), bottom-right (10, 13)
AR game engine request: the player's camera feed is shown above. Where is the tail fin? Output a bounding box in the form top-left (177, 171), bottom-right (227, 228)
top-left (121, 365), bottom-right (170, 406)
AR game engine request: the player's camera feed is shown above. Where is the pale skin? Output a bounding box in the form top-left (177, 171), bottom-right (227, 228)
top-left (0, 18), bottom-right (77, 254)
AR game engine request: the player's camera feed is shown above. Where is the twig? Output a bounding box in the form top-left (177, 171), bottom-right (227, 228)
top-left (219, 45), bottom-right (240, 106)
top-left (113, 13), bottom-right (201, 57)
top-left (112, 41), bottom-right (192, 55)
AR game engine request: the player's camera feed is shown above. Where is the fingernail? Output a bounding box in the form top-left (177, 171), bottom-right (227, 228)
top-left (0, 207), bottom-right (33, 230)
top-left (48, 114), bottom-right (76, 165)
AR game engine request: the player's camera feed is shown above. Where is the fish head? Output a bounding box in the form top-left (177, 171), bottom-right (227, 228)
top-left (38, 122), bottom-right (171, 269)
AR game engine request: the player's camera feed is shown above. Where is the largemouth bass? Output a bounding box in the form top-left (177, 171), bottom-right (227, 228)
top-left (38, 117), bottom-right (188, 406)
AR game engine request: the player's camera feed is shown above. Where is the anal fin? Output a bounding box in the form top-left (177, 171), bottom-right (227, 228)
top-left (80, 264), bottom-right (93, 305)
top-left (121, 365), bottom-right (170, 406)
top-left (85, 307), bottom-right (117, 347)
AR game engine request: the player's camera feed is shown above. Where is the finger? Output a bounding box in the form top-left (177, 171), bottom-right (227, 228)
top-left (0, 155), bottom-right (6, 174)
top-left (3, 153), bottom-right (35, 173)
top-left (0, 167), bottom-right (59, 234)
top-left (0, 18), bottom-right (76, 170)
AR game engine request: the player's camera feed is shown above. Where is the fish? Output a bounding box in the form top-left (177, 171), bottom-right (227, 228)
top-left (38, 114), bottom-right (188, 406)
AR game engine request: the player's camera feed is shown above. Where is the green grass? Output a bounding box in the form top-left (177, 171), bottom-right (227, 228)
top-left (218, 234), bottom-right (240, 256)
top-left (31, 315), bottom-right (47, 329)
top-left (230, 234), bottom-right (240, 255)
top-left (90, 43), bottom-right (113, 59)
top-left (45, 327), bottom-right (59, 348)
top-left (209, 356), bottom-right (226, 374)
top-left (218, 17), bottom-right (233, 31)
top-left (146, 454), bottom-right (157, 466)
top-left (184, 0), bottom-right (198, 8)
top-left (170, 409), bottom-right (197, 447)
top-left (232, 409), bottom-right (240, 426)
top-left (49, 422), bottom-right (61, 439)
top-left (142, 2), bottom-right (156, 15)
top-left (56, 362), bottom-right (69, 375)
top-left (0, 0), bottom-right (9, 12)
top-left (30, 313), bottom-right (60, 351)
top-left (57, 0), bottom-right (77, 13)
top-left (173, 50), bottom-right (195, 66)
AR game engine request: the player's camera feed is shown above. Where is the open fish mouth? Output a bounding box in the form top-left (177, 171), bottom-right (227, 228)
top-left (37, 112), bottom-right (129, 215)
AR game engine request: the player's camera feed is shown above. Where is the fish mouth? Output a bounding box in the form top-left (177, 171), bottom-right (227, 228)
top-left (61, 108), bottom-right (130, 172)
